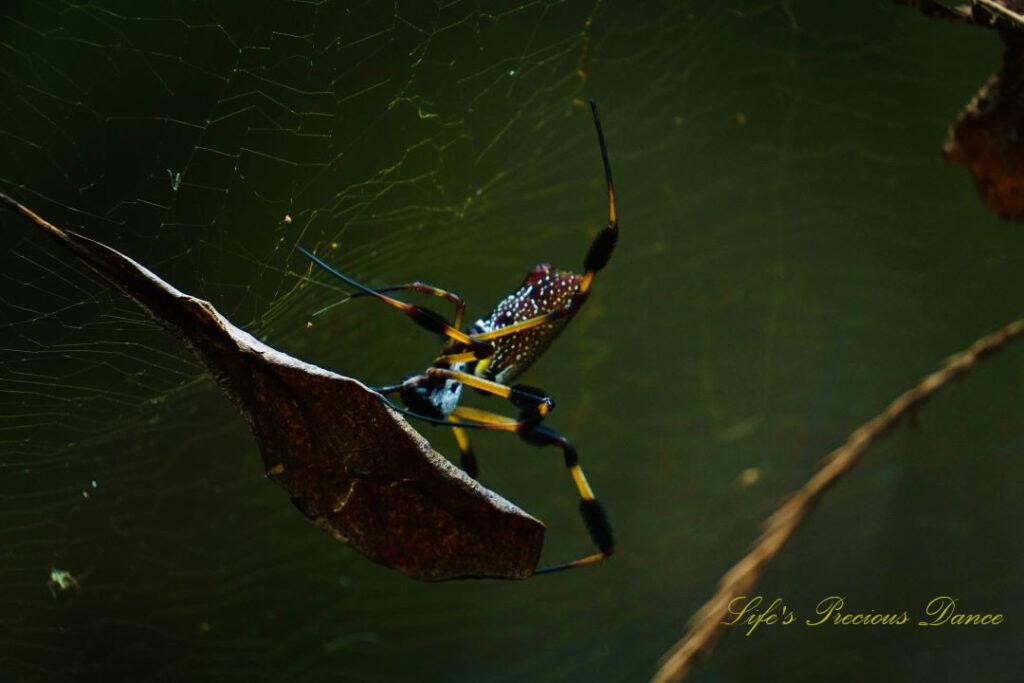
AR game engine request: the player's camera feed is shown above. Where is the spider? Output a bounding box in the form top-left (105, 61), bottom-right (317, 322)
top-left (297, 100), bottom-right (618, 574)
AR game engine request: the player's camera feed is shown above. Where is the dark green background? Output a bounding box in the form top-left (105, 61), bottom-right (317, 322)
top-left (1, 1), bottom-right (1021, 681)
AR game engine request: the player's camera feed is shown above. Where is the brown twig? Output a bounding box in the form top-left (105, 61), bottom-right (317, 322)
top-left (892, 1), bottom-right (1024, 28)
top-left (652, 316), bottom-right (1024, 683)
top-left (975, 0), bottom-right (1024, 26)
top-left (891, 0), bottom-right (974, 24)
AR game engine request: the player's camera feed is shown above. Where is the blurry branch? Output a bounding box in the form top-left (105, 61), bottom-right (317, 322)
top-left (893, 0), bottom-right (974, 23)
top-left (894, 0), bottom-right (1024, 27)
top-left (976, 0), bottom-right (1024, 25)
top-left (652, 316), bottom-right (1024, 683)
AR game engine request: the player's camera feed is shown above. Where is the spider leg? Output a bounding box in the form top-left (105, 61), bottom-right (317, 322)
top-left (449, 100), bottom-right (620, 347)
top-left (352, 282), bottom-right (466, 330)
top-left (434, 308), bottom-right (578, 361)
top-left (521, 423), bottom-right (614, 574)
top-left (374, 394), bottom-right (613, 570)
top-left (296, 247), bottom-right (491, 358)
top-left (370, 388), bottom-right (524, 481)
top-left (399, 368), bottom-right (555, 482)
top-left (448, 405), bottom-right (525, 428)
top-left (421, 368), bottom-right (554, 419)
top-left (433, 350), bottom-right (480, 364)
top-left (370, 382), bottom-right (404, 395)
top-left (580, 99), bottom-right (619, 296)
top-left (448, 417), bottom-right (479, 479)
top-left (421, 368), bottom-right (551, 482)
top-left (444, 406), bottom-right (614, 574)
top-left (373, 393), bottom-right (525, 431)
top-left (470, 306), bottom-right (576, 342)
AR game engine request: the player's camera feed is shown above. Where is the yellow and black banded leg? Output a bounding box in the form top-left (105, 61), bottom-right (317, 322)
top-left (436, 103), bottom-right (619, 355)
top-left (446, 407), bottom-right (614, 573)
top-left (297, 247), bottom-right (492, 358)
top-left (523, 424), bottom-right (615, 574)
top-left (352, 282), bottom-right (467, 330)
top-left (447, 417), bottom-right (479, 479)
top-left (431, 299), bottom-right (584, 366)
top-left (470, 306), bottom-right (578, 344)
top-left (449, 405), bottom-right (523, 429)
top-left (433, 309), bottom-right (577, 363)
top-left (372, 394), bottom-right (614, 571)
top-left (423, 368), bottom-right (554, 419)
top-left (579, 98), bottom-right (619, 297)
top-left (449, 219), bottom-right (617, 347)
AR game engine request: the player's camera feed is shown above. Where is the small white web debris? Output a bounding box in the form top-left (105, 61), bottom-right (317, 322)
top-left (48, 567), bottom-right (79, 598)
top-left (737, 467), bottom-right (761, 487)
top-left (167, 169), bottom-right (182, 191)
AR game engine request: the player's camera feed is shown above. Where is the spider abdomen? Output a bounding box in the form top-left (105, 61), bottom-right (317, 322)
top-left (470, 263), bottom-right (582, 384)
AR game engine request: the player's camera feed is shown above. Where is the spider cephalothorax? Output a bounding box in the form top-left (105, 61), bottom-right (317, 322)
top-left (398, 365), bottom-right (466, 420)
top-left (298, 100), bottom-right (618, 574)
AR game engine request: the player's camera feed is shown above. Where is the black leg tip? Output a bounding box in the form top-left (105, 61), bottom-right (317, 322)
top-left (579, 499), bottom-right (615, 556)
top-left (583, 227), bottom-right (618, 273)
top-left (461, 451), bottom-right (480, 479)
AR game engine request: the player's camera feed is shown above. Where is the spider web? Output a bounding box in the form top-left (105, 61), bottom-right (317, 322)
top-left (1, 1), bottom-right (1022, 681)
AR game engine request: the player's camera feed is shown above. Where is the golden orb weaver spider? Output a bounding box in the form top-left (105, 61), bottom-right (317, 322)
top-left (297, 100), bottom-right (618, 574)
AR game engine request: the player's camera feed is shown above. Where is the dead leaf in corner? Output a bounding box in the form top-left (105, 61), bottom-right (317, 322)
top-left (897, 0), bottom-right (1024, 219)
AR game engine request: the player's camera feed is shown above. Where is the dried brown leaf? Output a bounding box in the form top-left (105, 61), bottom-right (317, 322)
top-left (944, 35), bottom-right (1024, 220)
top-left (1, 193), bottom-right (545, 581)
top-left (896, 0), bottom-right (1024, 220)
